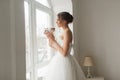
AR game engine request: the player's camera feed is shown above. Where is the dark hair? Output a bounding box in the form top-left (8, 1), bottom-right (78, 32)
top-left (57, 12), bottom-right (73, 24)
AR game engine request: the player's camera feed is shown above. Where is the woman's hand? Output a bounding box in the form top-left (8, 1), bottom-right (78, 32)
top-left (44, 31), bottom-right (55, 40)
top-left (44, 31), bottom-right (56, 48)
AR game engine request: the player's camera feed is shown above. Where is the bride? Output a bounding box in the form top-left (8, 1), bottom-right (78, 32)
top-left (41, 12), bottom-right (86, 80)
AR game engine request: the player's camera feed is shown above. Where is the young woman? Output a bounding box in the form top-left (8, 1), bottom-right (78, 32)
top-left (42, 12), bottom-right (86, 80)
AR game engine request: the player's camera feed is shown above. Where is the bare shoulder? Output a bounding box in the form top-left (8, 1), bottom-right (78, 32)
top-left (64, 28), bottom-right (72, 42)
top-left (66, 28), bottom-right (72, 36)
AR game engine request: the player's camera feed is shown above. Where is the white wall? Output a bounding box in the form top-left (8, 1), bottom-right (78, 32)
top-left (76, 0), bottom-right (120, 80)
top-left (0, 0), bottom-right (26, 80)
top-left (72, 0), bottom-right (82, 61)
top-left (14, 0), bottom-right (26, 80)
top-left (51, 0), bottom-right (72, 14)
top-left (0, 0), bottom-right (11, 80)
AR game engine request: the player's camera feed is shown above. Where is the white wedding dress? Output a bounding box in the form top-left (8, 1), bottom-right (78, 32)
top-left (39, 30), bottom-right (86, 80)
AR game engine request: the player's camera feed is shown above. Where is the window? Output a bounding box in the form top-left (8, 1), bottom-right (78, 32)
top-left (24, 0), bottom-right (53, 80)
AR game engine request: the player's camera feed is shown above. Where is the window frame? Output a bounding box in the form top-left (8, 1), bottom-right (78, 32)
top-left (24, 0), bottom-right (53, 80)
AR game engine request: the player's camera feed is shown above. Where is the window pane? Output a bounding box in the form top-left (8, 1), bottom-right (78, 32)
top-left (35, 0), bottom-right (51, 8)
top-left (36, 9), bottom-right (51, 37)
top-left (26, 72), bottom-right (32, 80)
top-left (36, 9), bottom-right (51, 63)
top-left (37, 68), bottom-right (46, 80)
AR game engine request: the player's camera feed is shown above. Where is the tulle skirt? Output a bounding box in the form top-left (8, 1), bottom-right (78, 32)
top-left (39, 52), bottom-right (86, 80)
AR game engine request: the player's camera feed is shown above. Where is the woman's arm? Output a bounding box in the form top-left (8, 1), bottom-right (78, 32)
top-left (49, 39), bottom-right (57, 51)
top-left (44, 31), bottom-right (57, 50)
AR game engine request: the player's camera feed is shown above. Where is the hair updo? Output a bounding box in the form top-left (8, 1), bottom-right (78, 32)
top-left (57, 12), bottom-right (73, 24)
